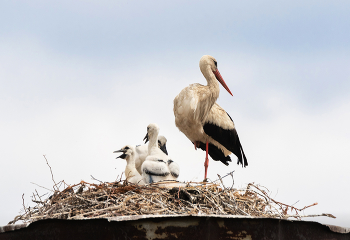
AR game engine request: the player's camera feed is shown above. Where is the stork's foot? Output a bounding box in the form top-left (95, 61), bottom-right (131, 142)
top-left (203, 178), bottom-right (209, 183)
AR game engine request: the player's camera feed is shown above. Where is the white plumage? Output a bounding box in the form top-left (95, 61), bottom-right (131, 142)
top-left (114, 145), bottom-right (145, 185)
top-left (173, 55), bottom-right (248, 180)
top-left (134, 135), bottom-right (168, 175)
top-left (141, 123), bottom-right (180, 183)
top-left (167, 159), bottom-right (180, 179)
top-left (115, 135), bottom-right (168, 175)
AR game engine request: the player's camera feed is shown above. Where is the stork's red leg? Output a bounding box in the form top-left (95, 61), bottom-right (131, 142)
top-left (204, 141), bottom-right (209, 180)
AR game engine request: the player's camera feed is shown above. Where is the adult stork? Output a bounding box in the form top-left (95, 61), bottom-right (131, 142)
top-left (173, 55), bottom-right (248, 180)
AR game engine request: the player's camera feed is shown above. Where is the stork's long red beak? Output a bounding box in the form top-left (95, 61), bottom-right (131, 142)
top-left (213, 69), bottom-right (233, 96)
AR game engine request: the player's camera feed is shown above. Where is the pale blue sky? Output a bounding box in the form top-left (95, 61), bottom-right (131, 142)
top-left (1, 1), bottom-right (350, 228)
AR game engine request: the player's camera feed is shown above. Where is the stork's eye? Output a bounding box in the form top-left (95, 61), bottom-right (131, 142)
top-left (214, 60), bottom-right (217, 68)
top-left (124, 146), bottom-right (130, 150)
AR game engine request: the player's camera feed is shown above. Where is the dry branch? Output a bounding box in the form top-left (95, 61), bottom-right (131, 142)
top-left (43, 155), bottom-right (58, 192)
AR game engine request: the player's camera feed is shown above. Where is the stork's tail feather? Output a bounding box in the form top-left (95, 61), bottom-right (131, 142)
top-left (237, 142), bottom-right (248, 167)
top-left (234, 133), bottom-right (248, 167)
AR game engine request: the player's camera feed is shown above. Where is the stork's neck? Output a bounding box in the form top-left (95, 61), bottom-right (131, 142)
top-left (125, 151), bottom-right (134, 164)
top-left (147, 131), bottom-right (159, 154)
top-left (125, 151), bottom-right (136, 174)
top-left (201, 65), bottom-right (220, 103)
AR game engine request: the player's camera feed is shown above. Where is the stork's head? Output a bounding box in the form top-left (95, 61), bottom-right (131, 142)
top-left (157, 135), bottom-right (168, 155)
top-left (143, 123), bottom-right (160, 143)
top-left (199, 55), bottom-right (218, 72)
top-left (199, 55), bottom-right (233, 96)
top-left (113, 145), bottom-right (135, 159)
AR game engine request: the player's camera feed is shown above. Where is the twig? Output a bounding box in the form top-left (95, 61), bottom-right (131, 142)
top-left (213, 170), bottom-right (235, 183)
top-left (30, 182), bottom-right (54, 192)
top-left (43, 155), bottom-right (58, 191)
top-left (22, 194), bottom-right (27, 214)
top-left (217, 174), bottom-right (226, 189)
top-left (91, 175), bottom-right (104, 183)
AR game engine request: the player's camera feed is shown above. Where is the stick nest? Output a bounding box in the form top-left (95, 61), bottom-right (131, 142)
top-left (8, 180), bottom-right (335, 225)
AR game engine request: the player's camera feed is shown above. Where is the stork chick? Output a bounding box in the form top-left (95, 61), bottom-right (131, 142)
top-left (114, 145), bottom-right (145, 185)
top-left (142, 123), bottom-right (180, 183)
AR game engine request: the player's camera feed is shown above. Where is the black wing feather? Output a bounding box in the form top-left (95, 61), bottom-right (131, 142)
top-left (144, 169), bottom-right (170, 177)
top-left (197, 142), bottom-right (231, 166)
top-left (203, 112), bottom-right (248, 167)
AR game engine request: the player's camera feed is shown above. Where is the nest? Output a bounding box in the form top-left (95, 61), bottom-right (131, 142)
top-left (8, 178), bottom-right (335, 225)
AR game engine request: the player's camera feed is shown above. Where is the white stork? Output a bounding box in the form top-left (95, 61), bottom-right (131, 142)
top-left (141, 123), bottom-right (180, 183)
top-left (116, 135), bottom-right (168, 175)
top-left (173, 55), bottom-right (248, 180)
top-left (114, 145), bottom-right (146, 185)
top-left (135, 135), bottom-right (168, 175)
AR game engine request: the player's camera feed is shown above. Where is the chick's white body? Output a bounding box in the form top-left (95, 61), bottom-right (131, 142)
top-left (114, 145), bottom-right (145, 185)
top-left (141, 123), bottom-right (179, 183)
